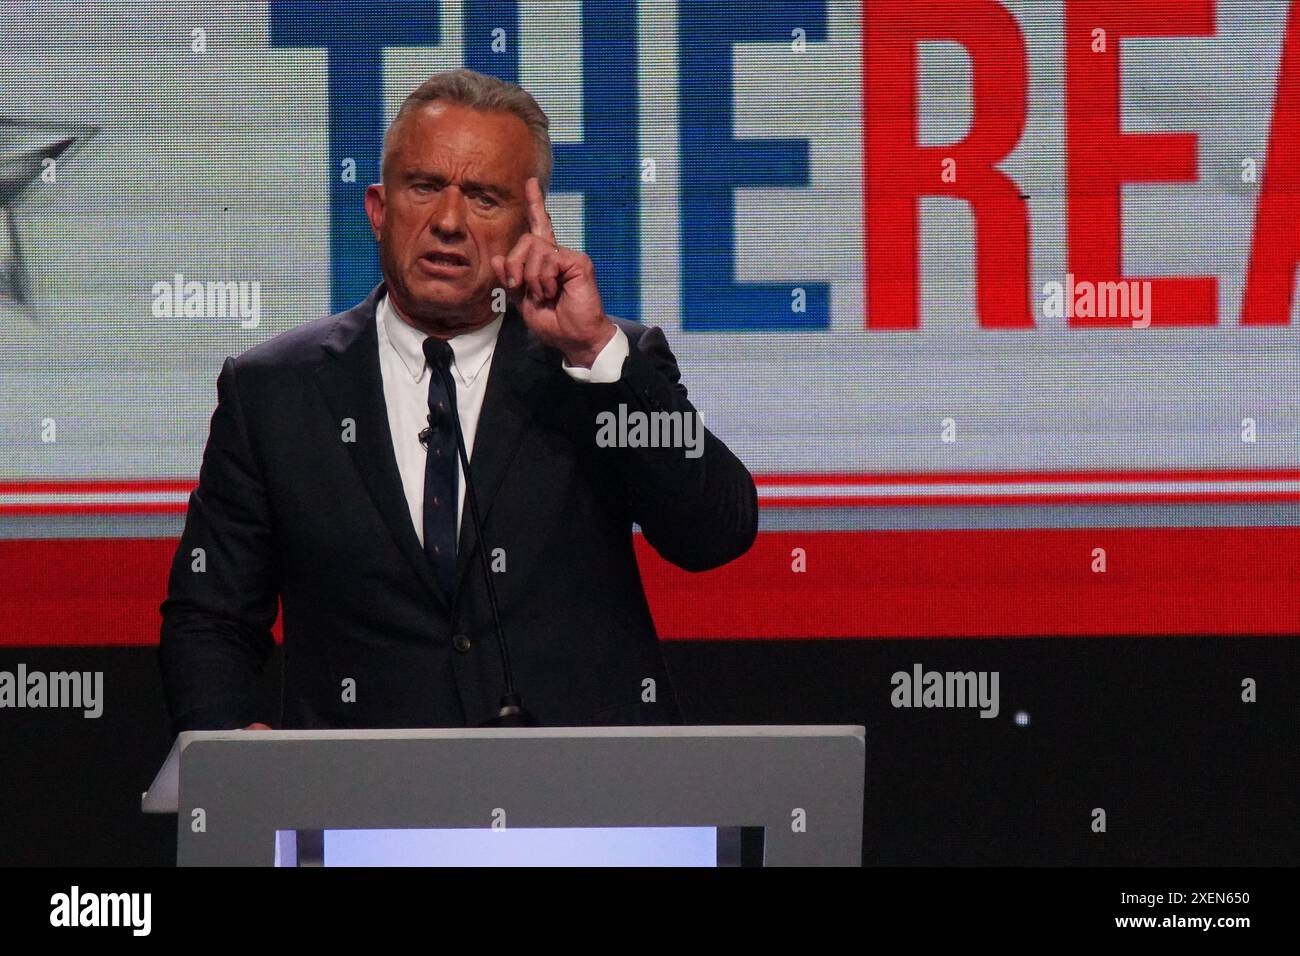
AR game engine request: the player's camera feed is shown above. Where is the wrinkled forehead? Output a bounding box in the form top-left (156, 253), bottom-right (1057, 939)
top-left (390, 102), bottom-right (535, 193)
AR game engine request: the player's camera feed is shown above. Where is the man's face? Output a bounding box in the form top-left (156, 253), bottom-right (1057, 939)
top-left (365, 102), bottom-right (536, 333)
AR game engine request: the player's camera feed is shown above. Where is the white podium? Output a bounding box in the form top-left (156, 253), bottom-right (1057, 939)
top-left (144, 725), bottom-right (865, 866)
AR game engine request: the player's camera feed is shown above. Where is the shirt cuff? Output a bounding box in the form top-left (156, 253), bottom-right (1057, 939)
top-left (561, 326), bottom-right (628, 383)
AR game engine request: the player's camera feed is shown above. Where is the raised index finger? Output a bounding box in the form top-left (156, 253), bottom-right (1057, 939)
top-left (525, 176), bottom-right (556, 246)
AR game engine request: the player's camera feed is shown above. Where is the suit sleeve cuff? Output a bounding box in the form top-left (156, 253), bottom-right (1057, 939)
top-left (561, 326), bottom-right (629, 383)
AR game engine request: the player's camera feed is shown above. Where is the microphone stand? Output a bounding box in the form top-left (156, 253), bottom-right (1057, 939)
top-left (433, 360), bottom-right (539, 728)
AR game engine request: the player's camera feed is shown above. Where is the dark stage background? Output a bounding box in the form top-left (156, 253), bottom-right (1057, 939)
top-left (0, 636), bottom-right (1295, 866)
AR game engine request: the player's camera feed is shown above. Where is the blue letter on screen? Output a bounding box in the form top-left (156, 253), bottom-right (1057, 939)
top-left (680, 1), bottom-right (828, 330)
top-left (270, 1), bottom-right (442, 313)
top-left (466, 1), bottom-right (642, 321)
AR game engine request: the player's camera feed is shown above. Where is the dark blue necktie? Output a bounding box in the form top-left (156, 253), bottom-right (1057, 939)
top-left (421, 337), bottom-right (458, 595)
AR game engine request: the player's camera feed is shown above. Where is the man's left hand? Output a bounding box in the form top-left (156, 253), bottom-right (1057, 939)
top-left (490, 177), bottom-right (615, 368)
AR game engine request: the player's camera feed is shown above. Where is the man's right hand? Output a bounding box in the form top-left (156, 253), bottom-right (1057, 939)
top-left (242, 722), bottom-right (272, 730)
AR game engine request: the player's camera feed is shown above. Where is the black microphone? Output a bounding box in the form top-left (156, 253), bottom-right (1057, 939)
top-left (429, 360), bottom-right (539, 728)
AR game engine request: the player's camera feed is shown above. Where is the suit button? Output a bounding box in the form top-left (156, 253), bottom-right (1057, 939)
top-left (452, 633), bottom-right (472, 653)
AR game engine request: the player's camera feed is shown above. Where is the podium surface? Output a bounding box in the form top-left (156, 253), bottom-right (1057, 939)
top-left (144, 725), bottom-right (865, 866)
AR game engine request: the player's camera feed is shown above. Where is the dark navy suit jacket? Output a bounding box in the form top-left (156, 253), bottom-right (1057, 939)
top-left (158, 281), bottom-right (757, 734)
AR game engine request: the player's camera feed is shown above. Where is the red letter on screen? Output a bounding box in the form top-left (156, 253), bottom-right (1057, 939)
top-left (1242, 0), bottom-right (1300, 325)
top-left (864, 0), bottom-right (1031, 330)
top-left (1066, 0), bottom-right (1217, 327)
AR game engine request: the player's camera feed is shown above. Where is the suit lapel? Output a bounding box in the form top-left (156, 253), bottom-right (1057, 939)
top-left (313, 282), bottom-right (452, 612)
top-left (450, 303), bottom-right (558, 599)
top-left (313, 282), bottom-right (559, 613)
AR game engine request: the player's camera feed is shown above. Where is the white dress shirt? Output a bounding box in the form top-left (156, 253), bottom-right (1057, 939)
top-left (376, 293), bottom-right (630, 544)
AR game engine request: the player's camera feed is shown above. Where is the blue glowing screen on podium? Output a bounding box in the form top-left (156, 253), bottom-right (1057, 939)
top-left (275, 827), bottom-right (719, 867)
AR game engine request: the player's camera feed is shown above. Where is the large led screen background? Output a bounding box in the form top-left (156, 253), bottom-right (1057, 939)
top-left (3, 0), bottom-right (1299, 646)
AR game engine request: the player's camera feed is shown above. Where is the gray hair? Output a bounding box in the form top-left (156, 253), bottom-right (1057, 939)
top-left (381, 67), bottom-right (552, 193)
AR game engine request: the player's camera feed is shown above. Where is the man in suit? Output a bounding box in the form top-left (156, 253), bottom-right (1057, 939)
top-left (158, 68), bottom-right (757, 735)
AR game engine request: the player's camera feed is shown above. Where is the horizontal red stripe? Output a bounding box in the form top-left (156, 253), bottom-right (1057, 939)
top-left (0, 527), bottom-right (1296, 645)
top-left (5, 469), bottom-right (1300, 515)
top-left (0, 480), bottom-right (196, 494)
top-left (754, 468), bottom-right (1300, 486)
top-left (5, 468), bottom-right (1298, 494)
top-left (1, 504), bottom-right (190, 515)
top-left (766, 492), bottom-right (1300, 507)
top-left (639, 527), bottom-right (1300, 638)
top-left (8, 492), bottom-right (1296, 516)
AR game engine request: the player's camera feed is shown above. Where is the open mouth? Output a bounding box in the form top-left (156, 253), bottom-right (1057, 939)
top-left (420, 251), bottom-right (470, 270)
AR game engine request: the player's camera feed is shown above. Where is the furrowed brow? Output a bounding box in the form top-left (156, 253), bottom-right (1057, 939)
top-left (403, 170), bottom-right (513, 199)
top-left (462, 178), bottom-right (513, 199)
